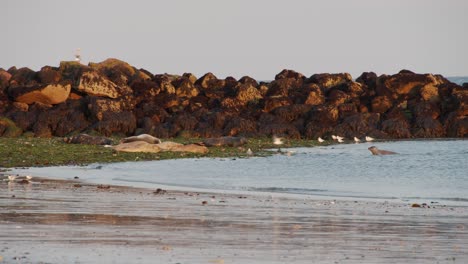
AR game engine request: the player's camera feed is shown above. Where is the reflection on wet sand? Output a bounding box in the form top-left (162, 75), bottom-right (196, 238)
top-left (1, 176), bottom-right (467, 263)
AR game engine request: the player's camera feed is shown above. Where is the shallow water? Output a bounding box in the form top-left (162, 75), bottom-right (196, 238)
top-left (12, 140), bottom-right (468, 204)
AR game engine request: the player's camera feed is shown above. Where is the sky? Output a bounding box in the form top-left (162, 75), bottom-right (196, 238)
top-left (2, 0), bottom-right (468, 80)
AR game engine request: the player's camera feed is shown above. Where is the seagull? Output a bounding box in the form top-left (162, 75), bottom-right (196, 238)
top-left (354, 137), bottom-right (361, 143)
top-left (318, 137), bottom-right (325, 143)
top-left (331, 135), bottom-right (337, 140)
top-left (26, 175), bottom-right (33, 181)
top-left (365, 136), bottom-right (375, 142)
top-left (272, 136), bottom-right (284, 145)
top-left (337, 138), bottom-right (344, 143)
top-left (246, 148), bottom-right (253, 156)
top-left (8, 175), bottom-right (17, 181)
top-left (336, 136), bottom-right (344, 141)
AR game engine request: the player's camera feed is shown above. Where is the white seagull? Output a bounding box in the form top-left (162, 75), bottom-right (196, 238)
top-left (337, 138), bottom-right (344, 143)
top-left (354, 137), bottom-right (361, 143)
top-left (318, 137), bottom-right (325, 143)
top-left (365, 136), bottom-right (375, 142)
top-left (331, 135), bottom-right (337, 140)
top-left (8, 175), bottom-right (17, 182)
top-left (26, 175), bottom-right (33, 181)
top-left (272, 136), bottom-right (284, 145)
top-left (246, 148), bottom-right (253, 156)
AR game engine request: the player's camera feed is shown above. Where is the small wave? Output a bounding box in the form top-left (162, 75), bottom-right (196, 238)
top-left (247, 187), bottom-right (327, 194)
top-left (438, 197), bottom-right (468, 202)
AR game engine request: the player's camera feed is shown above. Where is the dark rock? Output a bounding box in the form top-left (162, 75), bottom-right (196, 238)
top-left (264, 96), bottom-right (292, 112)
top-left (0, 117), bottom-right (22, 137)
top-left (273, 104), bottom-right (312, 122)
top-left (37, 66), bottom-right (61, 84)
top-left (90, 111), bottom-right (136, 136)
top-left (223, 117), bottom-right (257, 136)
top-left (307, 73), bottom-right (352, 90)
top-left (371, 96), bottom-right (393, 114)
top-left (195, 72), bottom-right (218, 89)
top-left (275, 69), bottom-right (305, 81)
top-left (381, 116), bottom-right (412, 138)
top-left (334, 113), bottom-right (380, 138)
top-left (238, 76), bottom-right (258, 87)
top-left (356, 72), bottom-right (378, 90)
top-left (266, 78), bottom-right (303, 97)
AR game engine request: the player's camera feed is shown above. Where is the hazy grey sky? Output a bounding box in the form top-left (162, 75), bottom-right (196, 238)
top-left (2, 0), bottom-right (468, 80)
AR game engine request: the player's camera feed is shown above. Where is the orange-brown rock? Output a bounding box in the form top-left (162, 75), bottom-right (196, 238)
top-left (78, 71), bottom-right (120, 98)
top-left (9, 83), bottom-right (71, 105)
top-left (308, 73), bottom-right (352, 90)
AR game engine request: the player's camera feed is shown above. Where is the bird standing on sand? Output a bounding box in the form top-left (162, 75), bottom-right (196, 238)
top-left (354, 137), bottom-right (361, 143)
top-left (318, 137), bottom-right (325, 143)
top-left (365, 136), bottom-right (375, 142)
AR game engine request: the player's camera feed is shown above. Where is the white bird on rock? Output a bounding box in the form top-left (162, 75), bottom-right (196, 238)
top-left (354, 137), bottom-right (361, 143)
top-left (331, 135), bottom-right (337, 140)
top-left (336, 136), bottom-right (344, 141)
top-left (365, 136), bottom-right (375, 142)
top-left (337, 138), bottom-right (344, 143)
top-left (318, 137), bottom-right (325, 143)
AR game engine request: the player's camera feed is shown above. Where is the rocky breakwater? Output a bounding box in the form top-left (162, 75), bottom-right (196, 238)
top-left (0, 59), bottom-right (466, 139)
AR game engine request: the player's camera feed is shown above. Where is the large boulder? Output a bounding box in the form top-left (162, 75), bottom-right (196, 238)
top-left (90, 111), bottom-right (137, 136)
top-left (235, 83), bottom-right (262, 104)
top-left (307, 73), bottom-right (352, 90)
top-left (263, 96), bottom-right (292, 112)
top-left (32, 100), bottom-right (89, 137)
top-left (445, 112), bottom-right (467, 137)
top-left (195, 72), bottom-right (219, 89)
top-left (0, 117), bottom-right (22, 137)
top-left (302, 83), bottom-right (325, 106)
top-left (8, 83), bottom-right (71, 105)
top-left (77, 71), bottom-right (121, 98)
top-left (381, 116), bottom-right (412, 138)
top-left (371, 96), bottom-right (393, 114)
top-left (89, 58), bottom-right (137, 86)
top-left (37, 66), bottom-right (61, 83)
top-left (275, 69), bottom-right (305, 80)
top-left (334, 113), bottom-right (380, 138)
top-left (153, 74), bottom-right (176, 94)
top-left (266, 78), bottom-right (303, 97)
top-left (378, 71), bottom-right (443, 96)
top-left (175, 78), bottom-right (199, 98)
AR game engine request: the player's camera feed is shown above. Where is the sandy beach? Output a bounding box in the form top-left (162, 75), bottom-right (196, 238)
top-left (0, 175), bottom-right (467, 264)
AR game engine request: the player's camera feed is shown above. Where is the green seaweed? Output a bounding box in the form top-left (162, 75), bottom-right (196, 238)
top-left (0, 136), bottom-right (321, 168)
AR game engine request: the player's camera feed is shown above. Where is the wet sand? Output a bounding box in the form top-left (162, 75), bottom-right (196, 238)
top-left (1, 175), bottom-right (467, 264)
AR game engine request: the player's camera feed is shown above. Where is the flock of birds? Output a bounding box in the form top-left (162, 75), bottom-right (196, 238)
top-left (246, 135), bottom-right (375, 156)
top-left (3, 175), bottom-right (33, 183)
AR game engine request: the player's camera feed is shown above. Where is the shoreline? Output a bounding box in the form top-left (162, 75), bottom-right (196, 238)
top-left (1, 176), bottom-right (467, 263)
